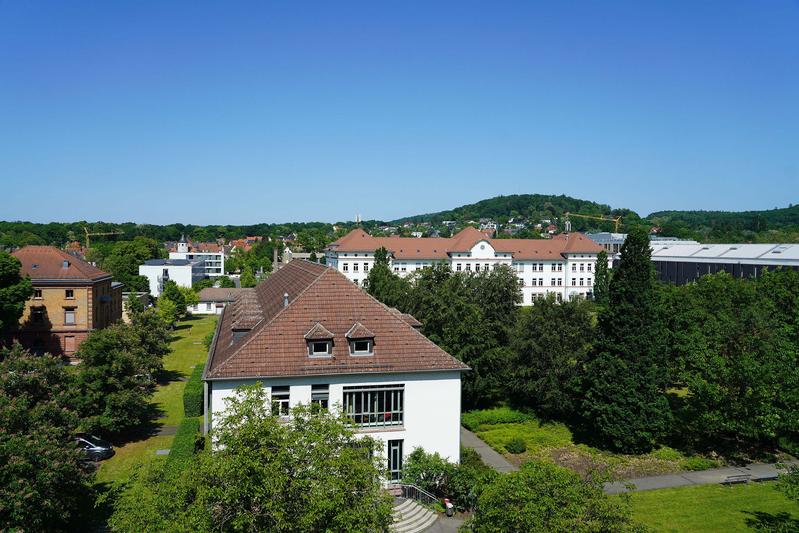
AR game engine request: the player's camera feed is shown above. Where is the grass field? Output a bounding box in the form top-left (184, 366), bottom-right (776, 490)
top-left (96, 315), bottom-right (217, 484)
top-left (626, 482), bottom-right (799, 532)
top-left (462, 407), bottom-right (719, 480)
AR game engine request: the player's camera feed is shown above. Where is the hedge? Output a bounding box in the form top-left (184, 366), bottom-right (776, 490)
top-left (166, 417), bottom-right (201, 467)
top-left (183, 365), bottom-right (204, 417)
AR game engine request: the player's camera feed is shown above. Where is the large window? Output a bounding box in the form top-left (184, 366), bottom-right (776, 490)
top-left (64, 307), bottom-right (76, 325)
top-left (343, 384), bottom-right (404, 428)
top-left (271, 386), bottom-right (290, 417)
top-left (311, 384), bottom-right (329, 410)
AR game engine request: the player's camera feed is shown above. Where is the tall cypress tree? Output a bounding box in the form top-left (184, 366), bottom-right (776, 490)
top-left (581, 227), bottom-right (671, 453)
top-left (593, 249), bottom-right (610, 306)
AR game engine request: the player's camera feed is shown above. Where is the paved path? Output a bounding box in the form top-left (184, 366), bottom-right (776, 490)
top-left (460, 427), bottom-right (518, 473)
top-left (604, 460), bottom-right (798, 494)
top-left (425, 514), bottom-right (466, 532)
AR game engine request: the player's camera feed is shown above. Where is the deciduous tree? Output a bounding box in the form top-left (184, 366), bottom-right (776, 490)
top-left (0, 252), bottom-right (33, 334)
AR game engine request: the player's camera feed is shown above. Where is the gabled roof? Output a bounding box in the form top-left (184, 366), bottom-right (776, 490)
top-left (198, 288), bottom-right (245, 302)
top-left (305, 322), bottom-right (334, 340)
top-left (327, 228), bottom-right (602, 260)
top-left (12, 246), bottom-right (111, 282)
top-left (345, 322), bottom-right (375, 339)
top-left (205, 260), bottom-right (468, 380)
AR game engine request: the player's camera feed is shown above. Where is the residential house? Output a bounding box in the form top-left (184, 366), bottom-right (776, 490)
top-left (203, 260), bottom-right (468, 478)
top-left (10, 246), bottom-right (123, 358)
top-left (192, 287), bottom-right (245, 315)
top-left (169, 235), bottom-right (226, 277)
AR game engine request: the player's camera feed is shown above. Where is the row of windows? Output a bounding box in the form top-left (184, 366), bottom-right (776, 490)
top-left (268, 384), bottom-right (405, 430)
top-left (31, 306), bottom-right (77, 325)
top-left (33, 288), bottom-right (75, 299)
top-left (528, 291), bottom-right (592, 303)
top-left (570, 263), bottom-right (592, 272)
top-left (308, 339), bottom-right (373, 357)
top-left (341, 263), bottom-right (370, 273)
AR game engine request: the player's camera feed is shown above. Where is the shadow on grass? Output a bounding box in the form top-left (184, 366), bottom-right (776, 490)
top-left (744, 510), bottom-right (799, 532)
top-left (108, 402), bottom-right (167, 446)
top-left (155, 368), bottom-right (186, 385)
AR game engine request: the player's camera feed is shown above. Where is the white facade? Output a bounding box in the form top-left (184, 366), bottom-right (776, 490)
top-left (138, 259), bottom-right (205, 296)
top-left (326, 240), bottom-right (599, 305)
top-left (169, 250), bottom-right (225, 277)
top-left (206, 370), bottom-right (463, 467)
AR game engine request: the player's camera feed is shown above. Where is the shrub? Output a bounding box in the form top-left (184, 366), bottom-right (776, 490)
top-left (681, 456), bottom-right (720, 471)
top-left (779, 436), bottom-right (799, 456)
top-left (461, 407), bottom-right (534, 431)
top-left (505, 437), bottom-right (527, 454)
top-left (182, 365), bottom-right (204, 417)
top-left (167, 417), bottom-right (200, 467)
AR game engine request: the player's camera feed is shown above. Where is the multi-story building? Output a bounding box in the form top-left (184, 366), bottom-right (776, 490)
top-left (10, 246), bottom-right (123, 358)
top-left (169, 236), bottom-right (225, 277)
top-left (138, 258), bottom-right (206, 296)
top-left (203, 260), bottom-right (468, 478)
top-left (325, 227), bottom-right (604, 304)
top-left (586, 232), bottom-right (699, 256)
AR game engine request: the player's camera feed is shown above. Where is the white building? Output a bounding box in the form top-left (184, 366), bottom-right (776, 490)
top-left (191, 287), bottom-right (244, 315)
top-left (325, 227), bottom-right (604, 304)
top-left (138, 258), bottom-right (205, 296)
top-left (203, 260), bottom-right (468, 479)
top-left (169, 237), bottom-right (225, 277)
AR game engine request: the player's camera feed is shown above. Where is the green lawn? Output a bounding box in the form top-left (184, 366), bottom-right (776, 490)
top-left (462, 407), bottom-right (719, 480)
top-left (96, 315), bottom-right (217, 484)
top-left (627, 482), bottom-right (799, 532)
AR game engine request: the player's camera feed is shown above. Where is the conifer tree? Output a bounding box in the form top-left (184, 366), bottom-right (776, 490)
top-left (593, 249), bottom-right (610, 306)
top-left (581, 227), bottom-right (671, 453)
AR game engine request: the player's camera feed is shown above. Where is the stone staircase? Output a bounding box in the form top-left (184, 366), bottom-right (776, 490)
top-left (391, 497), bottom-right (438, 533)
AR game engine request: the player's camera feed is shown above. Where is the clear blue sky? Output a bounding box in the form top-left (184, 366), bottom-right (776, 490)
top-left (1, 1), bottom-right (797, 224)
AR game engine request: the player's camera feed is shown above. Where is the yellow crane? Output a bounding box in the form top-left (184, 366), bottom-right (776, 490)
top-left (563, 212), bottom-right (622, 233)
top-left (83, 227), bottom-right (124, 248)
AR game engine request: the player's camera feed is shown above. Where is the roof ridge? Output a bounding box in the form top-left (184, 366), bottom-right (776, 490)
top-left (207, 263), bottom-right (331, 378)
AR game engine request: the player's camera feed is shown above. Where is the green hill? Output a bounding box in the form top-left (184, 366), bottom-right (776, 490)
top-left (648, 204), bottom-right (799, 242)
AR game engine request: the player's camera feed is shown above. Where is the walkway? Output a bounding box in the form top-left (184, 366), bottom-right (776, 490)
top-left (460, 427), bottom-right (518, 473)
top-left (604, 460), bottom-right (798, 494)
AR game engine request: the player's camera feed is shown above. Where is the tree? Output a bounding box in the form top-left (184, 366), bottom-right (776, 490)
top-left (72, 324), bottom-right (157, 435)
top-left (124, 293), bottom-right (145, 316)
top-left (778, 465), bottom-right (799, 503)
top-left (581, 227), bottom-right (672, 453)
top-left (99, 237), bottom-right (163, 293)
top-left (0, 252), bottom-right (33, 334)
top-left (129, 307), bottom-right (171, 375)
top-left (593, 249), bottom-right (610, 306)
top-left (512, 296), bottom-right (594, 418)
top-left (108, 386), bottom-right (393, 532)
top-left (240, 266), bottom-right (257, 288)
top-left (179, 286), bottom-right (199, 312)
top-left (471, 461), bottom-right (643, 532)
top-left (160, 280), bottom-right (186, 313)
top-left (156, 297), bottom-right (180, 328)
top-left (217, 275), bottom-right (236, 288)
top-left (192, 278), bottom-right (214, 291)
top-left (364, 247), bottom-right (410, 309)
top-left (0, 345), bottom-right (94, 531)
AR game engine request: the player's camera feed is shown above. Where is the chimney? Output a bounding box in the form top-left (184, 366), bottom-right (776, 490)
top-left (283, 292), bottom-right (289, 308)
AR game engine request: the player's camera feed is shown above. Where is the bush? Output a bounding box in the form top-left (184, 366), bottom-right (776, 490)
top-left (461, 407), bottom-right (534, 431)
top-left (681, 456), bottom-right (720, 471)
top-left (779, 436), bottom-right (799, 456)
top-left (167, 417), bottom-right (200, 467)
top-left (183, 365), bottom-right (204, 418)
top-left (505, 437), bottom-right (527, 454)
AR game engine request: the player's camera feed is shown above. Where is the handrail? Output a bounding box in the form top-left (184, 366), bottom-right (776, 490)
top-left (394, 483), bottom-right (439, 507)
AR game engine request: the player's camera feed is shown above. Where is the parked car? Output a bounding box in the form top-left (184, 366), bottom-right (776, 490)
top-left (76, 433), bottom-right (115, 461)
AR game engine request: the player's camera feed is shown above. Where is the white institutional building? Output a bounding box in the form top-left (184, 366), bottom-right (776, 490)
top-left (203, 260), bottom-right (468, 480)
top-left (326, 227), bottom-right (604, 303)
top-left (138, 258), bottom-right (205, 296)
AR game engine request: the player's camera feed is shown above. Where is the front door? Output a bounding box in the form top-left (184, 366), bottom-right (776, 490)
top-left (388, 439), bottom-right (403, 481)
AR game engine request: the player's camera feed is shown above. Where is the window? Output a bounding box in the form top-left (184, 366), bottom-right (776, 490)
top-left (308, 341), bottom-right (332, 356)
top-left (588, 278), bottom-right (593, 286)
top-left (388, 439), bottom-right (404, 482)
top-left (550, 278), bottom-right (555, 286)
top-left (538, 263), bottom-right (544, 271)
top-left (456, 264), bottom-right (462, 272)
top-left (557, 278), bottom-right (562, 286)
top-left (539, 278), bottom-right (543, 286)
top-left (343, 384), bottom-right (404, 428)
top-left (401, 264), bottom-right (407, 272)
top-left (580, 263), bottom-right (585, 272)
top-left (465, 264), bottom-right (471, 271)
top-left (484, 263), bottom-right (489, 271)
top-left (579, 278), bottom-right (584, 286)
top-left (556, 293), bottom-right (563, 302)
top-left (350, 338), bottom-right (373, 355)
top-left (343, 263), bottom-right (349, 272)
top-left (64, 335), bottom-right (76, 353)
top-left (64, 308), bottom-right (76, 325)
top-left (587, 264), bottom-right (592, 272)
top-left (572, 278), bottom-right (576, 286)
top-left (311, 384), bottom-right (329, 410)
top-left (571, 264), bottom-right (576, 272)
top-left (33, 288), bottom-right (42, 299)
top-left (531, 278), bottom-right (537, 286)
top-left (271, 386), bottom-right (290, 417)
top-left (65, 289), bottom-right (74, 299)
top-left (557, 263), bottom-right (563, 272)
top-left (32, 307), bottom-right (45, 323)
top-left (551, 264), bottom-right (556, 271)
top-left (353, 263), bottom-right (359, 272)
top-left (206, 303), bottom-right (212, 311)
top-left (364, 263), bottom-right (369, 272)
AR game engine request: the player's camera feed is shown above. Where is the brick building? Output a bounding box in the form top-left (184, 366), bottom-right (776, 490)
top-left (11, 246), bottom-right (123, 358)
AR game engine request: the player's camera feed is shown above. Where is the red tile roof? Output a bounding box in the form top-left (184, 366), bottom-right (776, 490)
top-left (12, 246), bottom-right (112, 282)
top-left (205, 260), bottom-right (468, 380)
top-left (327, 228), bottom-right (602, 260)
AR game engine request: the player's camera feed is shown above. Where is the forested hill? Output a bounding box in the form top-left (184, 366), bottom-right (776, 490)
top-left (392, 194), bottom-right (640, 225)
top-left (648, 204), bottom-right (799, 242)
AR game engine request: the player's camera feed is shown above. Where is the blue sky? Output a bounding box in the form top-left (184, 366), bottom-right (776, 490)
top-left (1, 1), bottom-right (797, 224)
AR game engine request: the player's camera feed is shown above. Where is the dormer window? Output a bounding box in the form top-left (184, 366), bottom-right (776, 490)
top-left (346, 322), bottom-right (375, 356)
top-left (305, 322), bottom-right (334, 357)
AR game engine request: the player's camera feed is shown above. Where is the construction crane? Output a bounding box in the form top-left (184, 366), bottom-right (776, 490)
top-left (83, 227), bottom-right (124, 248)
top-left (563, 212), bottom-right (622, 233)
